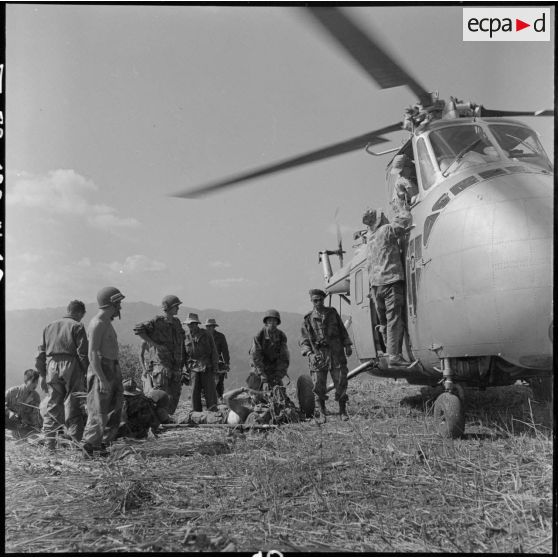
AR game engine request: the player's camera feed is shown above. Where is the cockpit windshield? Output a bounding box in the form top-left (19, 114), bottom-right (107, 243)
top-left (488, 123), bottom-right (552, 171)
top-left (429, 124), bottom-right (499, 176)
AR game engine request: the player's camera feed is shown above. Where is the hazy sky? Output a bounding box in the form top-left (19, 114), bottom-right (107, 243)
top-left (6, 4), bottom-right (554, 314)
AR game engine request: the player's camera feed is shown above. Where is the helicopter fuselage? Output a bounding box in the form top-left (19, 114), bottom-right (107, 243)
top-left (324, 117), bottom-right (553, 381)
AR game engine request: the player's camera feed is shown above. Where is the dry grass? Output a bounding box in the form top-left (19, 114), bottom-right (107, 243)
top-left (5, 375), bottom-right (553, 554)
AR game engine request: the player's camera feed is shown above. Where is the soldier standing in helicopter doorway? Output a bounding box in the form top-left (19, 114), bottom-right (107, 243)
top-left (300, 290), bottom-right (353, 421)
top-left (133, 295), bottom-right (186, 415)
top-left (204, 318), bottom-right (230, 403)
top-left (363, 208), bottom-right (411, 368)
top-left (81, 287), bottom-right (125, 456)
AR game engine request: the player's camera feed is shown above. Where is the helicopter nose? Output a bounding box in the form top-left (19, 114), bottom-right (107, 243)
top-left (422, 170), bottom-right (552, 368)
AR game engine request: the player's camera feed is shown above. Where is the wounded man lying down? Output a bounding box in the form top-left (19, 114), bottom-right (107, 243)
top-left (181, 383), bottom-right (303, 426)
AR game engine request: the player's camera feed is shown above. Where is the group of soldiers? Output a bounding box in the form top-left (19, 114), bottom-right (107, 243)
top-left (5, 285), bottom-right (359, 455)
top-left (6, 175), bottom-right (414, 452)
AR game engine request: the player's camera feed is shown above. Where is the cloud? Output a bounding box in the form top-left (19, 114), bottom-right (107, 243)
top-left (17, 252), bottom-right (43, 264)
top-left (8, 169), bottom-right (140, 230)
top-left (209, 261), bottom-right (232, 269)
top-left (209, 277), bottom-right (256, 288)
top-left (107, 255), bottom-right (167, 274)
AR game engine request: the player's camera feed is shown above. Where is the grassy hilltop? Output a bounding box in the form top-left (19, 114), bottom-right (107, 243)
top-left (5, 375), bottom-right (553, 554)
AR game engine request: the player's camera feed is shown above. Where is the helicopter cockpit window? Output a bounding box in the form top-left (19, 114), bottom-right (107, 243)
top-left (488, 123), bottom-right (552, 172)
top-left (416, 137), bottom-right (436, 190)
top-left (429, 124), bottom-right (499, 176)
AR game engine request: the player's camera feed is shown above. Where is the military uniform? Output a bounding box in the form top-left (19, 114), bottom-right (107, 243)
top-left (211, 329), bottom-right (230, 398)
top-left (186, 328), bottom-right (219, 412)
top-left (249, 328), bottom-right (290, 388)
top-left (35, 315), bottom-right (89, 442)
top-left (365, 210), bottom-right (410, 362)
top-left (134, 316), bottom-right (186, 414)
top-left (82, 314), bottom-right (123, 448)
top-left (300, 306), bottom-right (352, 405)
top-left (5, 384), bottom-right (42, 433)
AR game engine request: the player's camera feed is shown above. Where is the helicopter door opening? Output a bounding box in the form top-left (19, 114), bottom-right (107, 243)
top-left (349, 266), bottom-right (380, 360)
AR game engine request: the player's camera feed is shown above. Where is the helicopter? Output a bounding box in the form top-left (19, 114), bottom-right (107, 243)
top-left (172, 7), bottom-right (553, 437)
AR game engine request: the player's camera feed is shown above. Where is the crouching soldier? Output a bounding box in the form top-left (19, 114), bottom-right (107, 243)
top-left (300, 289), bottom-right (353, 422)
top-left (5, 369), bottom-right (42, 437)
top-left (117, 379), bottom-right (172, 439)
top-left (249, 310), bottom-right (290, 389)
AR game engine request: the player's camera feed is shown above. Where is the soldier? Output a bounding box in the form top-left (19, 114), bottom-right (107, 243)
top-left (362, 208), bottom-right (411, 368)
top-left (116, 379), bottom-right (171, 439)
top-left (300, 289), bottom-right (353, 421)
top-left (35, 300), bottom-right (89, 448)
top-left (391, 154), bottom-right (419, 211)
top-left (133, 295), bottom-right (186, 415)
top-left (81, 286), bottom-right (125, 456)
top-left (139, 340), bottom-right (155, 392)
top-left (249, 310), bottom-right (290, 389)
top-left (5, 369), bottom-right (42, 436)
top-left (182, 384), bottom-right (301, 426)
top-left (183, 313), bottom-right (219, 412)
top-left (204, 318), bottom-right (230, 402)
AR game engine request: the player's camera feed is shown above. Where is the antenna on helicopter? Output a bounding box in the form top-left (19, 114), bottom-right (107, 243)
top-left (334, 207), bottom-right (345, 267)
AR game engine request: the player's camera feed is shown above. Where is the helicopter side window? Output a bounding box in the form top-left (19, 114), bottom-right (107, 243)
top-left (488, 123), bottom-right (552, 172)
top-left (429, 124), bottom-right (498, 176)
top-left (355, 268), bottom-right (364, 305)
top-left (416, 137), bottom-right (436, 190)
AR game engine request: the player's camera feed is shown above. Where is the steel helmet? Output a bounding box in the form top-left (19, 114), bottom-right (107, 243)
top-left (263, 309), bottom-right (281, 325)
top-left (161, 295), bottom-right (182, 311)
top-left (97, 286), bottom-right (125, 309)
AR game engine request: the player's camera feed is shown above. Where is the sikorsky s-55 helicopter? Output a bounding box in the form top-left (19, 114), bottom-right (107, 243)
top-left (172, 8), bottom-right (553, 437)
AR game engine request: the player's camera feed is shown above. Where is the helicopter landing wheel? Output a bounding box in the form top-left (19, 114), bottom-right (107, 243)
top-left (296, 374), bottom-right (316, 418)
top-left (433, 392), bottom-right (465, 439)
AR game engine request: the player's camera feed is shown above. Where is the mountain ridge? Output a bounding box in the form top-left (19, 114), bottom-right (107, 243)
top-left (6, 302), bottom-right (353, 389)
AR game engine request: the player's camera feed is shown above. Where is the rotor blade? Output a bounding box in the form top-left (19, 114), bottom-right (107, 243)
top-left (480, 107), bottom-right (554, 117)
top-left (171, 122), bottom-right (402, 198)
top-left (305, 7), bottom-right (431, 106)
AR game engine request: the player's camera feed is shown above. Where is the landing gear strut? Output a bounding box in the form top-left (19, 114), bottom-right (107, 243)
top-left (433, 357), bottom-right (465, 438)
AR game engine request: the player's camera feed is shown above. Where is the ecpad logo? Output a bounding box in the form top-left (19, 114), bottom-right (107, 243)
top-left (463, 8), bottom-right (550, 41)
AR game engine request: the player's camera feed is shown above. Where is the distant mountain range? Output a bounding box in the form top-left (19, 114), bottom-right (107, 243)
top-left (5, 303), bottom-right (359, 389)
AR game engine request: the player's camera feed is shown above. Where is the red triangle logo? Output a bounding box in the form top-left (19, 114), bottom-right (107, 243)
top-left (516, 19), bottom-right (530, 31)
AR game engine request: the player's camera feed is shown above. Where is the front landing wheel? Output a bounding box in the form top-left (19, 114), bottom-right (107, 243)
top-left (296, 374), bottom-right (315, 418)
top-left (433, 392), bottom-right (465, 439)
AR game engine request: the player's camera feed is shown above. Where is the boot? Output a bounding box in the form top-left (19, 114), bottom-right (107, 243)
top-left (339, 400), bottom-right (349, 421)
top-left (314, 399), bottom-right (327, 424)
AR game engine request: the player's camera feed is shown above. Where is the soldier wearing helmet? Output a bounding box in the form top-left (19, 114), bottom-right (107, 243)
top-left (249, 310), bottom-right (290, 389)
top-left (81, 287), bottom-right (125, 456)
top-left (133, 295), bottom-right (186, 415)
top-left (35, 300), bottom-right (88, 449)
top-left (300, 289), bottom-right (353, 422)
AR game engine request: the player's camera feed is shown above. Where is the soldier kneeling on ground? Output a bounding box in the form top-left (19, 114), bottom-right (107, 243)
top-left (117, 379), bottom-right (173, 439)
top-left (180, 373), bottom-right (302, 427)
top-left (5, 369), bottom-right (43, 438)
